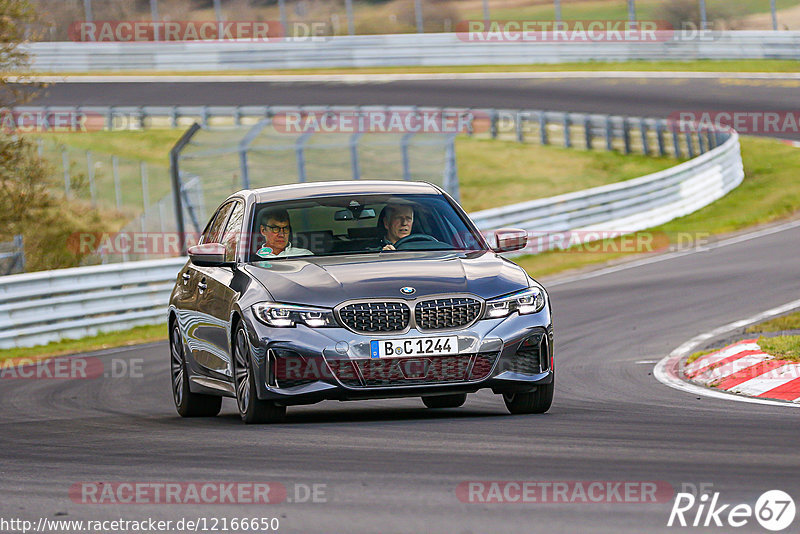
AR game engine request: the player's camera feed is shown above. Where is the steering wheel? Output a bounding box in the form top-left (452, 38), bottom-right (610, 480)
top-left (392, 234), bottom-right (439, 249)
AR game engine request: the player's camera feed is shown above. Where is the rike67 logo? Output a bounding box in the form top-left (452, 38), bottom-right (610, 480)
top-left (668, 486), bottom-right (796, 531)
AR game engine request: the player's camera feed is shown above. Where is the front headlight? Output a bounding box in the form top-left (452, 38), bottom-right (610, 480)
top-left (253, 302), bottom-right (337, 328)
top-left (482, 287), bottom-right (546, 319)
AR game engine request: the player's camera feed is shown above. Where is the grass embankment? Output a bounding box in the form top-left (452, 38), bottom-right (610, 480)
top-left (0, 324), bottom-right (167, 363)
top-left (25, 60), bottom-right (800, 77)
top-left (688, 312), bottom-right (800, 365)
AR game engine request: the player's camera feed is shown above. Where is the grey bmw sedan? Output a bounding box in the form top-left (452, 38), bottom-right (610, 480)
top-left (168, 181), bottom-right (553, 423)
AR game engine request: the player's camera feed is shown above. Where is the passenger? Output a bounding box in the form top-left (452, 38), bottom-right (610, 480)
top-left (256, 208), bottom-right (313, 258)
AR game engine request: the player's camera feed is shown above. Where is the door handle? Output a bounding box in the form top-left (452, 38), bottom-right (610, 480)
top-left (198, 279), bottom-right (208, 293)
top-left (182, 272), bottom-right (190, 284)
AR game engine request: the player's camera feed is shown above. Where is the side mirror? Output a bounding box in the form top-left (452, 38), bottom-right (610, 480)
top-left (493, 228), bottom-right (528, 253)
top-left (188, 243), bottom-right (227, 266)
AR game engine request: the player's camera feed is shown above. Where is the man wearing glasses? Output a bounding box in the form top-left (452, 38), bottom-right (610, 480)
top-left (256, 208), bottom-right (313, 258)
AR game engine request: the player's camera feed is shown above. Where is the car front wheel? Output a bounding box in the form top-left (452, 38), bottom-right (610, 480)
top-left (233, 325), bottom-right (286, 424)
top-left (502, 380), bottom-right (554, 414)
top-left (170, 323), bottom-right (222, 417)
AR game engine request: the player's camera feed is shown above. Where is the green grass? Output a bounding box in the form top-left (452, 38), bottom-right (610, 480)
top-left (516, 136), bottom-right (800, 278)
top-left (0, 323), bottom-right (167, 362)
top-left (686, 348), bottom-right (718, 365)
top-left (24, 59), bottom-right (800, 77)
top-left (758, 335), bottom-right (800, 362)
top-left (746, 311), bottom-right (800, 333)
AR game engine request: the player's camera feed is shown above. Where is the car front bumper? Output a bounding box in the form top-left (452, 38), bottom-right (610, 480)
top-left (240, 307), bottom-right (553, 406)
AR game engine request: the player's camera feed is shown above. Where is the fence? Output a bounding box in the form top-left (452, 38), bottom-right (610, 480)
top-left (0, 236), bottom-right (25, 276)
top-left (22, 31), bottom-right (800, 71)
top-left (0, 110), bottom-right (742, 348)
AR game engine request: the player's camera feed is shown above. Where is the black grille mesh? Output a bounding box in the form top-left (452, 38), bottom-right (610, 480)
top-left (414, 297), bottom-right (482, 330)
top-left (339, 302), bottom-right (410, 333)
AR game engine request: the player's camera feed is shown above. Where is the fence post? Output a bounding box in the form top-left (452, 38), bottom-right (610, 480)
top-left (62, 149), bottom-right (71, 198)
top-left (605, 116), bottom-right (613, 151)
top-left (296, 132), bottom-right (313, 182)
top-left (14, 235), bottom-right (25, 273)
top-left (140, 161), bottom-right (150, 229)
top-left (350, 132), bottom-right (363, 180)
top-left (584, 115), bottom-right (592, 149)
top-left (685, 130), bottom-right (696, 158)
top-left (516, 111), bottom-right (526, 143)
top-left (444, 134), bottom-right (460, 202)
top-left (345, 0), bottom-right (355, 35)
top-left (112, 155), bottom-right (122, 210)
top-left (640, 118), bottom-right (649, 155)
top-left (490, 109), bottom-right (498, 139)
top-left (539, 111), bottom-right (548, 145)
top-left (622, 118), bottom-right (632, 154)
top-left (415, 0), bottom-right (423, 33)
top-left (279, 0), bottom-right (288, 35)
top-left (563, 114), bottom-right (571, 148)
top-left (170, 106), bottom-right (179, 128)
top-left (656, 121), bottom-right (666, 156)
top-left (87, 150), bottom-right (96, 206)
top-left (170, 123), bottom-right (202, 254)
top-left (401, 132), bottom-right (413, 181)
top-left (697, 130), bottom-right (707, 154)
top-left (107, 106), bottom-right (114, 130)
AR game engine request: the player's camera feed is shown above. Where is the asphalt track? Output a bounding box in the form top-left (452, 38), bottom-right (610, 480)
top-left (3, 75), bottom-right (800, 533)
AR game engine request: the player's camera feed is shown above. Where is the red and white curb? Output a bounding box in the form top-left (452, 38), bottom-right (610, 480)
top-left (683, 339), bottom-right (800, 402)
top-left (654, 298), bottom-right (800, 408)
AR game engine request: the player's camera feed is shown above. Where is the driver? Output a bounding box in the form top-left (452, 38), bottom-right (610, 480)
top-left (256, 208), bottom-right (313, 258)
top-left (381, 203), bottom-right (414, 251)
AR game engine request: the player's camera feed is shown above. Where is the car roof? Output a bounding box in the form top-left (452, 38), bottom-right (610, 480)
top-left (236, 180), bottom-right (443, 204)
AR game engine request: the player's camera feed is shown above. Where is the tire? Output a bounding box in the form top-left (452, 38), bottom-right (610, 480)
top-left (502, 381), bottom-right (554, 415)
top-left (422, 393), bottom-right (467, 409)
top-left (170, 323), bottom-right (222, 417)
top-left (233, 325), bottom-right (286, 424)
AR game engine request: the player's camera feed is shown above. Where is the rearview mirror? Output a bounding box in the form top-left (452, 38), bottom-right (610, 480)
top-left (493, 228), bottom-right (528, 253)
top-left (188, 243), bottom-right (227, 266)
top-left (334, 208), bottom-right (376, 220)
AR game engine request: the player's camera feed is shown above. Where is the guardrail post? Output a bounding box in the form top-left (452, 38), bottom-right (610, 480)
top-left (14, 234), bottom-right (24, 273)
top-left (490, 109), bottom-right (498, 139)
top-left (656, 122), bottom-right (666, 156)
top-left (563, 114), bottom-right (571, 148)
top-left (671, 124), bottom-right (681, 158)
top-left (685, 130), bottom-right (696, 158)
top-left (640, 118), bottom-right (649, 155)
top-left (584, 115), bottom-right (592, 150)
top-left (87, 150), bottom-right (96, 207)
top-left (539, 112), bottom-right (548, 145)
top-left (112, 155), bottom-right (122, 210)
top-left (622, 118), bottom-right (632, 154)
top-left (466, 110), bottom-right (474, 137)
top-left (697, 130), bottom-right (707, 154)
top-left (138, 106), bottom-right (146, 129)
top-left (234, 106), bottom-right (242, 127)
top-left (350, 132), bottom-right (363, 180)
top-left (170, 106), bottom-right (179, 128)
top-left (106, 106), bottom-right (114, 130)
top-left (516, 112), bottom-right (525, 143)
top-left (201, 106), bottom-right (209, 128)
top-left (706, 130), bottom-right (716, 150)
top-left (605, 116), bottom-right (613, 151)
top-left (62, 149), bottom-right (71, 198)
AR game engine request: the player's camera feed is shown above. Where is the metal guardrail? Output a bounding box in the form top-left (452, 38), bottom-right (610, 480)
top-left (0, 109), bottom-right (743, 349)
top-left (22, 31), bottom-right (800, 71)
top-left (0, 258), bottom-right (185, 349)
top-left (0, 236), bottom-right (25, 276)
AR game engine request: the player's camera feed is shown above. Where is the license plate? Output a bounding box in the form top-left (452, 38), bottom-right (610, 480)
top-left (370, 336), bottom-right (459, 358)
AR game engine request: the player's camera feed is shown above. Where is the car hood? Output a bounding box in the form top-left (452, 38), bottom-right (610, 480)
top-left (243, 250), bottom-right (529, 308)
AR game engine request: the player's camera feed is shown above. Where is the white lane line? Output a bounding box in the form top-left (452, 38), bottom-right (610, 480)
top-left (547, 217), bottom-right (800, 287)
top-left (653, 298), bottom-right (800, 408)
top-left (14, 71), bottom-right (800, 84)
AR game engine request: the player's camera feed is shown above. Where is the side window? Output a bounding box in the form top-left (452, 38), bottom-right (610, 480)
top-left (222, 202), bottom-right (245, 262)
top-left (201, 202), bottom-right (235, 245)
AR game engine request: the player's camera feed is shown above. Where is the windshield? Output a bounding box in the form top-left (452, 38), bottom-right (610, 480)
top-left (246, 193), bottom-right (486, 261)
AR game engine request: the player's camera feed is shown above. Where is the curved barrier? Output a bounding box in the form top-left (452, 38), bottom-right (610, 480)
top-left (23, 31), bottom-right (800, 72)
top-left (0, 113), bottom-right (743, 349)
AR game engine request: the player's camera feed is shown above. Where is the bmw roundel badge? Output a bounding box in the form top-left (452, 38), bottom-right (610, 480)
top-left (400, 286), bottom-right (416, 295)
